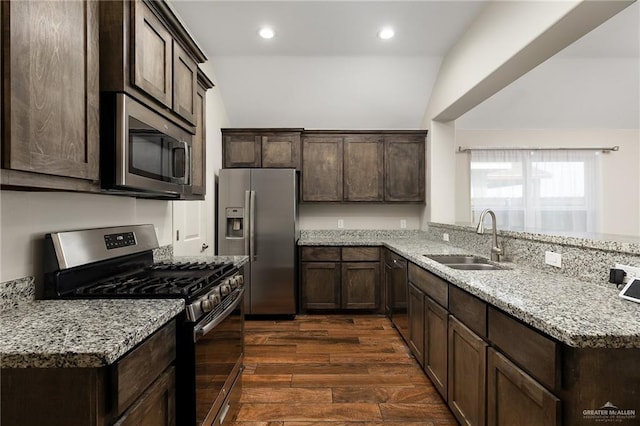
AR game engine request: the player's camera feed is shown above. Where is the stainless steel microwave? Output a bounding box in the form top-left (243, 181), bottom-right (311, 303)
top-left (101, 93), bottom-right (192, 198)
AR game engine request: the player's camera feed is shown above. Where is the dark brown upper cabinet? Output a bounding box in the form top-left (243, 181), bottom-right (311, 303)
top-left (222, 129), bottom-right (302, 169)
top-left (132, 0), bottom-right (173, 109)
top-left (223, 129), bottom-right (425, 203)
top-left (384, 134), bottom-right (425, 202)
top-left (184, 70), bottom-right (214, 199)
top-left (343, 135), bottom-right (384, 202)
top-left (302, 130), bottom-right (425, 203)
top-left (302, 135), bottom-right (344, 202)
top-left (171, 41), bottom-right (198, 125)
top-left (100, 0), bottom-right (206, 130)
top-left (1, 0), bottom-right (100, 192)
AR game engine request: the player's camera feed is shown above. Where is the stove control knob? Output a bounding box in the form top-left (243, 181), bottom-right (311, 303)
top-left (220, 283), bottom-right (231, 297)
top-left (236, 275), bottom-right (244, 286)
top-left (208, 293), bottom-right (221, 306)
top-left (201, 299), bottom-right (214, 313)
top-left (229, 277), bottom-right (239, 289)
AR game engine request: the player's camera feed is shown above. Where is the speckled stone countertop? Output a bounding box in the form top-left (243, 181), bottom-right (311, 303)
top-left (0, 299), bottom-right (184, 368)
top-left (299, 231), bottom-right (640, 349)
top-left (0, 256), bottom-right (246, 369)
top-left (170, 255), bottom-right (249, 267)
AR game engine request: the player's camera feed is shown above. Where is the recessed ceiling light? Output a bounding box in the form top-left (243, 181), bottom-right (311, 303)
top-left (378, 28), bottom-right (395, 40)
top-left (259, 27), bottom-right (275, 39)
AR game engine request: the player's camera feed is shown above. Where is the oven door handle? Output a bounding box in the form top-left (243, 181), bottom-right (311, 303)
top-left (193, 288), bottom-right (244, 343)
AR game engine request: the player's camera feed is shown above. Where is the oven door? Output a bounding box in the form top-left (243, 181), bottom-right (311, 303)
top-left (193, 288), bottom-right (244, 426)
top-left (116, 94), bottom-right (192, 195)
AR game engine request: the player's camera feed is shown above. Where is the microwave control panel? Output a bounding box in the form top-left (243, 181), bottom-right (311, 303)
top-left (104, 232), bottom-right (137, 250)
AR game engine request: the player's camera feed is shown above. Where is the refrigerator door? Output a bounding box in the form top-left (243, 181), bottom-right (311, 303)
top-left (218, 169), bottom-right (253, 309)
top-left (250, 169), bottom-right (297, 315)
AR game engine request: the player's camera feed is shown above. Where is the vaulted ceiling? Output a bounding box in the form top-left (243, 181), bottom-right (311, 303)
top-left (170, 0), bottom-right (639, 130)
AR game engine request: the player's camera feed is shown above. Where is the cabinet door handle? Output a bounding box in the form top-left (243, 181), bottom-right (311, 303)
top-left (201, 243), bottom-right (209, 252)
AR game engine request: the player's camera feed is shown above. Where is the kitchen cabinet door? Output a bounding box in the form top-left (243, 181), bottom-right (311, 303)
top-left (301, 136), bottom-right (343, 201)
top-left (343, 135), bottom-right (384, 201)
top-left (2, 0), bottom-right (100, 189)
top-left (189, 80), bottom-right (206, 197)
top-left (172, 41), bottom-right (198, 125)
top-left (448, 315), bottom-right (487, 426)
top-left (132, 0), bottom-right (173, 109)
top-left (114, 367), bottom-right (176, 426)
top-left (487, 349), bottom-right (560, 426)
top-left (425, 296), bottom-right (449, 400)
top-left (408, 283), bottom-right (425, 366)
top-left (262, 133), bottom-right (301, 169)
top-left (301, 262), bottom-right (341, 310)
top-left (223, 134), bottom-right (262, 168)
top-left (341, 262), bottom-right (379, 310)
top-left (384, 135), bottom-right (425, 202)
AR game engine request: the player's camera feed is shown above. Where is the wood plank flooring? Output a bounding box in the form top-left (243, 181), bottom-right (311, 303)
top-left (230, 314), bottom-right (458, 426)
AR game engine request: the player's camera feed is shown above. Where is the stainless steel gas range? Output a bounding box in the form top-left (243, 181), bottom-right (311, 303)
top-left (43, 224), bottom-right (244, 425)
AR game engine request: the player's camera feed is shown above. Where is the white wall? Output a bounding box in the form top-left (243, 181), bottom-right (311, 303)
top-left (202, 61), bottom-right (231, 254)
top-left (456, 57), bottom-right (639, 130)
top-left (0, 191), bottom-right (172, 282)
top-left (299, 204), bottom-right (422, 230)
top-left (213, 56), bottom-right (441, 129)
top-left (422, 0), bottom-right (634, 226)
top-left (454, 129), bottom-right (640, 237)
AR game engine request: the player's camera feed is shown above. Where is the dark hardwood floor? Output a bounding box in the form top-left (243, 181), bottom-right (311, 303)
top-left (231, 314), bottom-right (458, 425)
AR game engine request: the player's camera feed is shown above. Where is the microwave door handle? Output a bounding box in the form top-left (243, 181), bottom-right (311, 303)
top-left (182, 140), bottom-right (191, 185)
top-left (182, 141), bottom-right (190, 185)
top-left (170, 140), bottom-right (190, 184)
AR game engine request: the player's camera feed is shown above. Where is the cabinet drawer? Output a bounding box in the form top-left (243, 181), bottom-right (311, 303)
top-left (114, 366), bottom-right (176, 426)
top-left (449, 286), bottom-right (487, 338)
top-left (384, 249), bottom-right (404, 266)
top-left (408, 263), bottom-right (448, 308)
top-left (301, 247), bottom-right (341, 261)
top-left (488, 308), bottom-right (559, 391)
top-left (342, 247), bottom-right (380, 262)
top-left (115, 320), bottom-right (176, 416)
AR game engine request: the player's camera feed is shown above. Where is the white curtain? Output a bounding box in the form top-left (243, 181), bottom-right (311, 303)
top-left (470, 149), bottom-right (602, 233)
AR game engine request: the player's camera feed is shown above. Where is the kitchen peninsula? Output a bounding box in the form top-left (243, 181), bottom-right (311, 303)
top-left (299, 228), bottom-right (640, 426)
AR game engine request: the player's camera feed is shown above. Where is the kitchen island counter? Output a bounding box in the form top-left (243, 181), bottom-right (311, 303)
top-left (299, 230), bottom-right (640, 348)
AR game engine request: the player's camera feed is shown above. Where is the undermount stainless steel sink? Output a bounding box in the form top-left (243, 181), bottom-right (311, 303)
top-left (423, 255), bottom-right (510, 271)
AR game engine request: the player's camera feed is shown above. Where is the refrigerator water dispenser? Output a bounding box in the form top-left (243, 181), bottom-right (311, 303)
top-left (225, 207), bottom-right (244, 238)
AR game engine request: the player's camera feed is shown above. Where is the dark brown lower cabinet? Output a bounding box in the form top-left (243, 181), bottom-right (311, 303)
top-left (300, 246), bottom-right (380, 312)
top-left (424, 296), bottom-right (448, 400)
top-left (487, 349), bottom-right (560, 426)
top-left (301, 262), bottom-right (341, 309)
top-left (448, 315), bottom-right (487, 426)
top-left (342, 262), bottom-right (379, 310)
top-left (408, 282), bottom-right (425, 366)
top-left (0, 321), bottom-right (176, 426)
top-left (114, 367), bottom-right (176, 426)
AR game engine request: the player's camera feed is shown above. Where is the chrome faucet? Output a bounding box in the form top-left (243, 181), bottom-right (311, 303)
top-left (476, 209), bottom-right (503, 261)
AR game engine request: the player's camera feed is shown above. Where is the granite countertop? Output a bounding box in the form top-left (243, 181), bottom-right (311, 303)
top-left (0, 299), bottom-right (184, 368)
top-left (170, 255), bottom-right (249, 267)
top-left (299, 232), bottom-right (640, 349)
top-left (0, 256), bottom-right (246, 369)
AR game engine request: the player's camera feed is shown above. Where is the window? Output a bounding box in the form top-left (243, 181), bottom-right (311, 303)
top-left (470, 149), bottom-right (602, 233)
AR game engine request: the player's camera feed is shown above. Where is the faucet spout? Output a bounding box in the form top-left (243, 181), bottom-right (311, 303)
top-left (476, 209), bottom-right (503, 261)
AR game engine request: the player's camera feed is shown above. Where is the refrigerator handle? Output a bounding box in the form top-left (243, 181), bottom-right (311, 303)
top-left (249, 190), bottom-right (256, 261)
top-left (244, 190), bottom-right (251, 256)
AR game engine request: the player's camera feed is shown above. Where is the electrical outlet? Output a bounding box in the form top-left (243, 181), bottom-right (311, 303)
top-left (615, 263), bottom-right (640, 282)
top-left (443, 233), bottom-right (450, 242)
top-left (545, 251), bottom-right (562, 268)
top-left (400, 219), bottom-right (407, 229)
top-left (337, 219), bottom-right (344, 229)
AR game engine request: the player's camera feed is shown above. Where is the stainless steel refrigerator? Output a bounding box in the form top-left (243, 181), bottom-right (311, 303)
top-left (217, 168), bottom-right (298, 315)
